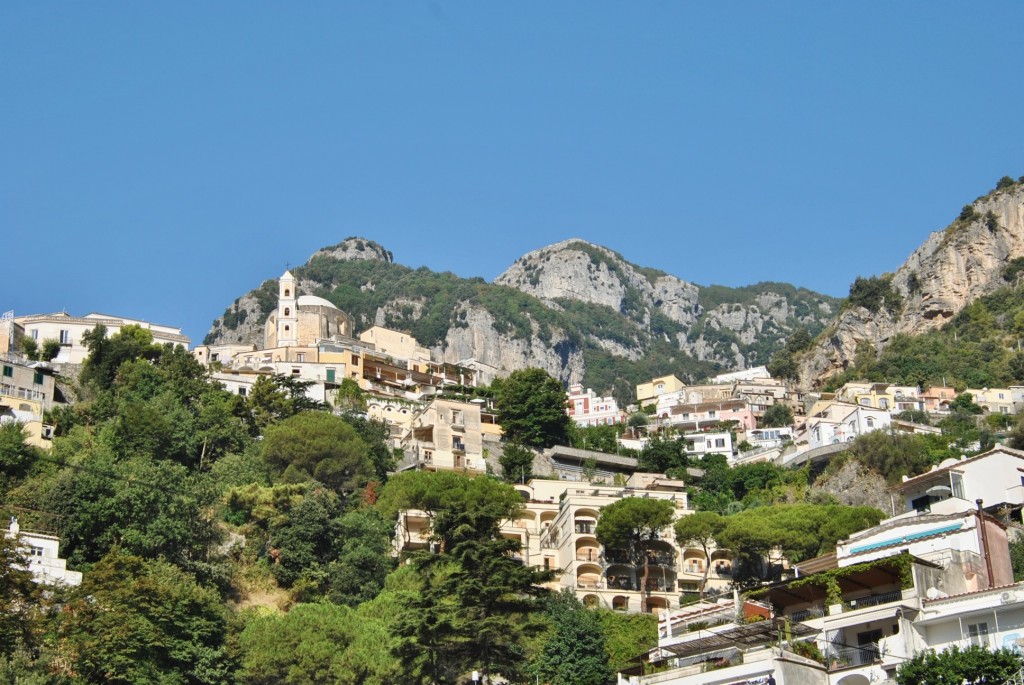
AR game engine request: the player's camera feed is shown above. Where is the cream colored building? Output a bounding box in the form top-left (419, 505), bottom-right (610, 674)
top-left (359, 326), bottom-right (430, 363)
top-left (1, 355), bottom-right (57, 448)
top-left (964, 387), bottom-right (1015, 415)
top-left (400, 398), bottom-right (486, 474)
top-left (263, 271), bottom-right (353, 348)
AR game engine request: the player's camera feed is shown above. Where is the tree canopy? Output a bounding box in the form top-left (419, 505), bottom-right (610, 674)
top-left (595, 497), bottom-right (675, 612)
top-left (260, 410), bottom-right (374, 494)
top-left (494, 368), bottom-right (571, 449)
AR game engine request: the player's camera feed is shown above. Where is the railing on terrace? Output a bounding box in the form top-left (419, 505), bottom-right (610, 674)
top-left (844, 589), bottom-right (902, 612)
top-left (790, 606), bottom-right (825, 622)
top-left (827, 642), bottom-right (880, 670)
top-left (577, 550), bottom-right (601, 562)
top-left (0, 385), bottom-right (46, 402)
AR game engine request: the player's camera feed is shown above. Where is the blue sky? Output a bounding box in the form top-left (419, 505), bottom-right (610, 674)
top-left (3, 3), bottom-right (1022, 345)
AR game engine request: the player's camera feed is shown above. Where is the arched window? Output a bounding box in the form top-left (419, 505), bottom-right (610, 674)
top-left (284, 307), bottom-right (290, 316)
top-left (284, 289), bottom-right (290, 297)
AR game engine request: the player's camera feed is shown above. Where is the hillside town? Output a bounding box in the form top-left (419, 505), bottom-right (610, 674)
top-left (6, 263), bottom-right (1024, 685)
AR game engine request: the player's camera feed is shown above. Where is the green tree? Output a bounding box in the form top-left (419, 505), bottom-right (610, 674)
top-left (500, 443), bottom-right (535, 484)
top-left (1011, 534), bottom-right (1024, 582)
top-left (380, 471), bottom-right (553, 683)
top-left (896, 644), bottom-right (1022, 685)
top-left (327, 509), bottom-right (397, 607)
top-left (530, 590), bottom-right (612, 685)
top-left (495, 368), bottom-right (570, 449)
top-left (595, 497), bottom-right (675, 612)
top-left (761, 403), bottom-right (794, 428)
top-left (951, 391), bottom-right (984, 415)
top-left (38, 338), bottom-right (60, 362)
top-left (61, 550), bottom-right (232, 684)
top-left (79, 324), bottom-right (161, 392)
top-left (260, 411), bottom-right (373, 495)
top-left (637, 433), bottom-right (688, 473)
top-left (674, 511), bottom-right (725, 597)
top-left (569, 423), bottom-right (620, 453)
top-left (0, 535), bottom-right (46, 660)
top-left (0, 423), bottom-right (39, 494)
top-left (18, 337), bottom-right (39, 361)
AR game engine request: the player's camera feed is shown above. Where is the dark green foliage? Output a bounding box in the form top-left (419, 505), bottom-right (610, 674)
top-left (843, 432), bottom-right (935, 484)
top-left (0, 423), bottom-right (39, 494)
top-left (1010, 535), bottom-right (1024, 582)
top-left (896, 644), bottom-right (1023, 685)
top-left (0, 536), bottom-right (46, 660)
top-left (715, 504), bottom-right (884, 585)
top-left (569, 423), bottom-right (622, 454)
top-left (60, 551), bottom-right (232, 684)
top-left (985, 210), bottom-right (1000, 232)
top-left (674, 511), bottom-right (725, 596)
top-left (500, 443), bottom-right (535, 484)
top-left (997, 175), bottom-right (1017, 190)
top-left (260, 411), bottom-right (374, 494)
top-left (382, 471), bottom-right (553, 683)
top-left (846, 275), bottom-right (902, 314)
top-left (37, 338), bottom-right (60, 362)
top-left (595, 497), bottom-right (675, 612)
top-left (530, 590), bottom-right (613, 685)
top-left (959, 204), bottom-right (980, 222)
top-left (1004, 257), bottom-right (1024, 282)
top-left (79, 324), bottom-right (162, 392)
top-left (336, 410), bottom-right (395, 482)
top-left (495, 368), bottom-right (571, 449)
top-left (761, 403), bottom-right (794, 427)
top-left (327, 509), bottom-right (397, 607)
top-left (597, 610), bottom-right (658, 673)
top-left (637, 433), bottom-right (689, 473)
top-left (18, 337), bottom-right (38, 360)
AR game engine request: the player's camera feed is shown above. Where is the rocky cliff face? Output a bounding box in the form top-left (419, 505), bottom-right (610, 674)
top-left (799, 182), bottom-right (1024, 388)
top-left (205, 237), bottom-right (837, 394)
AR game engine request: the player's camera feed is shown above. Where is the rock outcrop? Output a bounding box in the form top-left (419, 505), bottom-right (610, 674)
top-left (798, 182), bottom-right (1024, 388)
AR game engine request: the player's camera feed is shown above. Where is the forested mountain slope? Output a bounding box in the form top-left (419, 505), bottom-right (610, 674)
top-left (205, 238), bottom-right (836, 403)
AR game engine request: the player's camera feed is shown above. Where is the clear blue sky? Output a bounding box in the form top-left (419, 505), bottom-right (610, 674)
top-left (3, 3), bottom-right (1022, 345)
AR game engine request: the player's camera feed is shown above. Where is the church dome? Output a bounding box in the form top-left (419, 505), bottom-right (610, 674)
top-left (296, 295), bottom-right (338, 310)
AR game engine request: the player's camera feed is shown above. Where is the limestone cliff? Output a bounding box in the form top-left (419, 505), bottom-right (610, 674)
top-left (205, 237), bottom-right (837, 398)
top-left (798, 181), bottom-right (1024, 388)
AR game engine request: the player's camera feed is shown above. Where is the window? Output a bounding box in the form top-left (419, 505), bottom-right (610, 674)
top-left (879, 398), bottom-right (889, 409)
top-left (284, 289), bottom-right (290, 296)
top-left (326, 369), bottom-right (335, 383)
top-left (30, 546), bottom-right (44, 557)
top-left (296, 353), bottom-right (305, 362)
top-left (2, 366), bottom-right (11, 378)
top-left (708, 410), bottom-right (716, 418)
top-left (59, 329), bottom-right (70, 344)
top-left (866, 417), bottom-right (875, 428)
top-left (33, 371), bottom-right (43, 385)
top-left (291, 367), bottom-right (300, 375)
top-left (284, 307), bottom-right (290, 316)
top-left (30, 329), bottom-right (38, 340)
top-left (351, 354), bottom-right (359, 366)
top-left (968, 622), bottom-right (990, 647)
top-left (951, 472), bottom-right (965, 500)
top-left (714, 438), bottom-right (726, 448)
top-left (238, 387), bottom-right (247, 397)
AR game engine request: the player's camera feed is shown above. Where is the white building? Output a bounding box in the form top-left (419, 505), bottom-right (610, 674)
top-left (9, 312), bottom-right (189, 365)
top-left (804, 400), bottom-right (891, 449)
top-left (5, 518), bottom-right (81, 587)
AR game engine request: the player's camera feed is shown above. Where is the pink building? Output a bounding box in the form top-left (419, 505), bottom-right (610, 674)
top-left (566, 384), bottom-right (624, 427)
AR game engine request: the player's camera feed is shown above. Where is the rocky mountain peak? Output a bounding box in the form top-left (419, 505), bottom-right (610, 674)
top-left (798, 179), bottom-right (1024, 388)
top-left (309, 237), bottom-right (393, 264)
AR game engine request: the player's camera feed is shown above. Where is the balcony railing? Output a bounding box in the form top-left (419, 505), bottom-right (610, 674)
top-left (790, 606), bottom-right (825, 622)
top-left (576, 549), bottom-right (601, 562)
top-left (844, 590), bottom-right (902, 612)
top-left (575, 523), bottom-right (595, 535)
top-left (827, 643), bottom-right (880, 670)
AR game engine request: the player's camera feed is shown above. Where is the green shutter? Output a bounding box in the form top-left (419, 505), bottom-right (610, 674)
top-left (326, 369), bottom-right (336, 383)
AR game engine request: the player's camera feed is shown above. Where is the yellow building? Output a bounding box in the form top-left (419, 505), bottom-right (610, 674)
top-left (636, 375), bottom-right (685, 408)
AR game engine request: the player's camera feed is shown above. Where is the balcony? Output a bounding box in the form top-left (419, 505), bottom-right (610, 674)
top-left (576, 549), bottom-right (601, 563)
top-left (790, 606), bottom-right (825, 622)
top-left (827, 643), bottom-right (880, 671)
top-left (575, 523), bottom-right (595, 535)
top-left (842, 590), bottom-right (902, 612)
